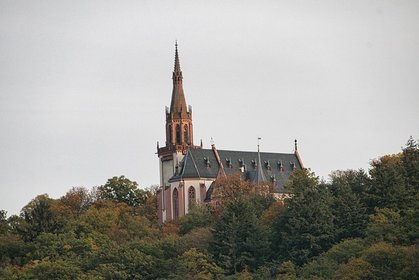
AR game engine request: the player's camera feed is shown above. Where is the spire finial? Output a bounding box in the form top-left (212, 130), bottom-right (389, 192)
top-left (256, 137), bottom-right (266, 185)
top-left (174, 41), bottom-right (181, 73)
top-left (294, 139), bottom-right (298, 152)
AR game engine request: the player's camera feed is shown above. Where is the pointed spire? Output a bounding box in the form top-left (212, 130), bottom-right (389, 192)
top-left (294, 138), bottom-right (305, 168)
top-left (170, 42), bottom-right (188, 114)
top-left (174, 40), bottom-right (181, 73)
top-left (256, 137), bottom-right (267, 185)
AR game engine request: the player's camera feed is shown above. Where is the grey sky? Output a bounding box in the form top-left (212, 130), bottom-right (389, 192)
top-left (1, 0), bottom-right (418, 216)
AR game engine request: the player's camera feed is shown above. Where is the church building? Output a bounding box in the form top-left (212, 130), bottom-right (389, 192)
top-left (156, 44), bottom-right (304, 223)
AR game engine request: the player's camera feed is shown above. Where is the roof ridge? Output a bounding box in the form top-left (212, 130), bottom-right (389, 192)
top-left (190, 148), bottom-right (295, 155)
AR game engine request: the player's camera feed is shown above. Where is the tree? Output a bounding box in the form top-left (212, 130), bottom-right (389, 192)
top-left (275, 261), bottom-right (296, 280)
top-left (351, 242), bottom-right (416, 280)
top-left (98, 176), bottom-right (147, 207)
top-left (57, 187), bottom-right (95, 218)
top-left (0, 210), bottom-right (10, 235)
top-left (178, 204), bottom-right (212, 235)
top-left (171, 248), bottom-right (223, 279)
top-left (332, 257), bottom-right (374, 280)
top-left (366, 207), bottom-right (419, 245)
top-left (402, 136), bottom-right (419, 191)
top-left (27, 259), bottom-right (82, 280)
top-left (299, 238), bottom-right (366, 279)
top-left (17, 194), bottom-right (62, 241)
top-left (272, 169), bottom-right (335, 265)
top-left (329, 171), bottom-right (368, 241)
top-left (367, 154), bottom-right (408, 212)
top-left (211, 192), bottom-right (269, 274)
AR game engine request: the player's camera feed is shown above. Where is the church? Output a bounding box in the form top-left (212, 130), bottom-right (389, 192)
top-left (156, 44), bottom-right (304, 223)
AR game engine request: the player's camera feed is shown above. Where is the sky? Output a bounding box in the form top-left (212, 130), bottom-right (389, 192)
top-left (1, 0), bottom-right (418, 216)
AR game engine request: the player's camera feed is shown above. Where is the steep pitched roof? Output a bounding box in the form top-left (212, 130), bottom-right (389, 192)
top-left (170, 148), bottom-right (302, 193)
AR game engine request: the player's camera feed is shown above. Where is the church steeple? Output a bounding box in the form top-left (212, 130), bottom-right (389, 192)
top-left (158, 43), bottom-right (197, 162)
top-left (170, 42), bottom-right (188, 115)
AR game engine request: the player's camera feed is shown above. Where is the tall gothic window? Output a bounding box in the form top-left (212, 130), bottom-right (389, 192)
top-left (188, 186), bottom-right (196, 210)
top-left (184, 124), bottom-right (189, 144)
top-left (173, 188), bottom-right (179, 220)
top-left (176, 124), bottom-right (181, 144)
top-left (168, 124), bottom-right (172, 144)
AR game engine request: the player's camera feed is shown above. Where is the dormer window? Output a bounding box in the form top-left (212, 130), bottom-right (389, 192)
top-left (238, 158), bottom-right (245, 167)
top-left (251, 159), bottom-right (257, 168)
top-left (278, 160), bottom-right (284, 172)
top-left (204, 157), bottom-right (211, 168)
top-left (290, 162), bottom-right (296, 170)
top-left (264, 160), bottom-right (271, 170)
top-left (226, 158), bottom-right (233, 168)
top-left (270, 175), bottom-right (276, 183)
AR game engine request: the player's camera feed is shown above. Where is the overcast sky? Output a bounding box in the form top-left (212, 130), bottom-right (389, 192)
top-left (1, 0), bottom-right (418, 216)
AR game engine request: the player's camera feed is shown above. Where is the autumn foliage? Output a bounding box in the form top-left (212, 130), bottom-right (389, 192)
top-left (0, 137), bottom-right (418, 279)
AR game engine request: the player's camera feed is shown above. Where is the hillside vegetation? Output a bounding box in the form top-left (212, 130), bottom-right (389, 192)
top-left (0, 137), bottom-right (418, 279)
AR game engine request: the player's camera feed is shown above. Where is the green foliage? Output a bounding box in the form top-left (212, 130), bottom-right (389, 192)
top-left (98, 176), bottom-right (148, 207)
top-left (211, 191), bottom-right (270, 274)
top-left (402, 136), bottom-right (419, 191)
top-left (1, 138), bottom-right (418, 279)
top-left (367, 154), bottom-right (409, 212)
top-left (276, 261), bottom-right (297, 280)
top-left (367, 208), bottom-right (403, 244)
top-left (299, 238), bottom-right (366, 279)
top-left (333, 242), bottom-right (418, 280)
top-left (18, 194), bottom-right (63, 241)
top-left (272, 169), bottom-right (335, 265)
top-left (329, 171), bottom-right (368, 241)
top-left (27, 259), bottom-right (82, 280)
top-left (0, 233), bottom-right (26, 267)
top-left (180, 227), bottom-right (213, 253)
top-left (58, 187), bottom-right (95, 218)
top-left (331, 257), bottom-right (374, 280)
top-left (171, 248), bottom-right (223, 279)
top-left (0, 210), bottom-right (10, 235)
top-left (178, 204), bottom-right (212, 235)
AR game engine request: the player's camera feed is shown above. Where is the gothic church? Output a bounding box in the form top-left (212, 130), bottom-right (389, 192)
top-left (156, 44), bottom-right (304, 223)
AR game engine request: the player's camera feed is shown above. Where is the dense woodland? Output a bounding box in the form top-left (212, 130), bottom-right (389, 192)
top-left (1, 137), bottom-right (418, 279)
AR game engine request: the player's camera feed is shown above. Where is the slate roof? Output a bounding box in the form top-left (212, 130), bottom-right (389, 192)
top-left (170, 148), bottom-right (302, 193)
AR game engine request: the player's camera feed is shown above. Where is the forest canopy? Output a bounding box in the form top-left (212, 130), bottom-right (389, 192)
top-left (0, 137), bottom-right (418, 279)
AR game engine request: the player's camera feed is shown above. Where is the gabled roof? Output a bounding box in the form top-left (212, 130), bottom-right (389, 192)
top-left (170, 148), bottom-right (302, 193)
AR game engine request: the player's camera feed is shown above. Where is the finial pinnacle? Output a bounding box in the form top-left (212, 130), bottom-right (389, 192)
top-left (294, 139), bottom-right (298, 151)
top-left (174, 41), bottom-right (181, 73)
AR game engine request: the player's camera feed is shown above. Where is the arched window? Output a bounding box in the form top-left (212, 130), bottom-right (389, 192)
top-left (173, 188), bottom-right (179, 220)
top-left (176, 124), bottom-right (181, 144)
top-left (184, 124), bottom-right (189, 144)
top-left (188, 186), bottom-right (196, 210)
top-left (168, 124), bottom-right (172, 143)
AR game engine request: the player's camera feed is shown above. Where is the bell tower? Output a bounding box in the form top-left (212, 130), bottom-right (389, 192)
top-left (157, 43), bottom-right (199, 187)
